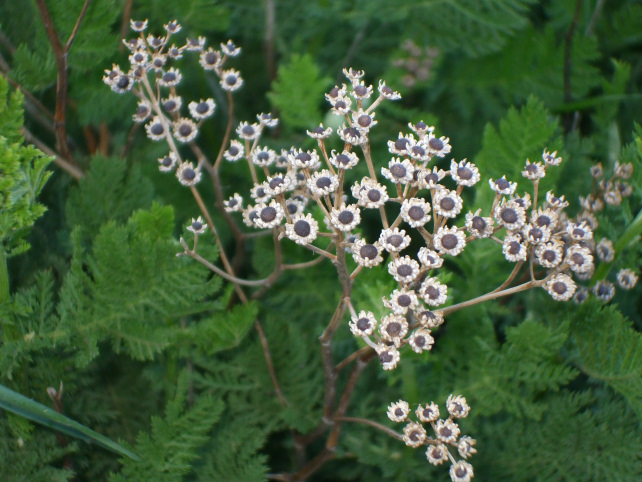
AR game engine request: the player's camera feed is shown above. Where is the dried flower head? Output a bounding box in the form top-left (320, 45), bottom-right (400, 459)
top-left (387, 400), bottom-right (410, 422)
top-left (350, 311), bottom-right (377, 337)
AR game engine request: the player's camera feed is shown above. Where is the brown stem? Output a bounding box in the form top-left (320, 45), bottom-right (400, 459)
top-left (35, 0), bottom-right (91, 165)
top-left (255, 318), bottom-right (289, 407)
top-left (22, 127), bottom-right (84, 180)
top-left (335, 416), bottom-right (403, 441)
top-left (119, 0), bottom-right (134, 51)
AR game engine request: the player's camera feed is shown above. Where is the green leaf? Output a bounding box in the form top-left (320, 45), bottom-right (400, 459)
top-left (110, 372), bottom-right (223, 481)
top-left (569, 301), bottom-right (642, 419)
top-left (0, 383), bottom-right (139, 460)
top-left (267, 53), bottom-right (331, 130)
top-left (474, 96), bottom-right (563, 207)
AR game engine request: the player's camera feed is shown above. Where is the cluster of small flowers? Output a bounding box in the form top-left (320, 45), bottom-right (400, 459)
top-left (103, 19), bottom-right (243, 188)
top-left (392, 39), bottom-right (440, 87)
top-left (387, 395), bottom-right (476, 481)
top-left (222, 67), bottom-right (620, 372)
top-left (570, 160), bottom-right (638, 303)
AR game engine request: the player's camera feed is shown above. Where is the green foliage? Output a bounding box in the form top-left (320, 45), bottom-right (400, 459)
top-left (369, 0), bottom-right (536, 58)
top-left (0, 418), bottom-right (75, 482)
top-left (489, 392), bottom-right (642, 481)
top-left (474, 96), bottom-right (563, 204)
top-left (65, 155), bottom-right (154, 246)
top-left (268, 53), bottom-right (331, 131)
top-left (569, 301), bottom-right (642, 419)
top-left (0, 78), bottom-right (52, 256)
top-left (0, 383), bottom-right (139, 460)
top-left (110, 372), bottom-right (224, 481)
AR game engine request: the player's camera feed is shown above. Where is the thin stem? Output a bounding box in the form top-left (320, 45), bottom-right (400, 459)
top-left (441, 280), bottom-right (542, 316)
top-left (335, 417), bottom-right (403, 441)
top-left (254, 319), bottom-right (289, 407)
top-left (490, 260), bottom-right (524, 294)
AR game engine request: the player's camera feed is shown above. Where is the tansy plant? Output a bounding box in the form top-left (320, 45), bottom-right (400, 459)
top-left (103, 19), bottom-right (638, 481)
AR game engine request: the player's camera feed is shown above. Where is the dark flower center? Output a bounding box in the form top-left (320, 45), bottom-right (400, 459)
top-left (344, 127), bottom-right (361, 140)
top-left (182, 168), bottom-right (196, 181)
top-left (408, 206), bottom-right (425, 220)
top-left (313, 126), bottom-right (325, 135)
top-left (225, 74), bottom-right (238, 86)
top-left (572, 228), bottom-right (586, 238)
top-left (543, 250), bottom-right (557, 262)
top-left (390, 164), bottom-right (407, 179)
top-left (161, 156), bottom-right (172, 167)
top-left (162, 72), bottom-right (176, 83)
top-left (269, 178), bottom-right (284, 190)
top-left (360, 244), bottom-right (378, 260)
top-left (338, 211), bottom-right (354, 224)
top-left (335, 100), bottom-right (347, 110)
top-left (508, 241), bottom-right (521, 255)
top-left (415, 335), bottom-right (425, 347)
top-left (534, 215), bottom-right (551, 227)
top-left (379, 351), bottom-right (393, 363)
top-left (382, 85), bottom-right (393, 95)
top-left (411, 145), bottom-right (426, 157)
top-left (294, 220), bottom-right (311, 237)
top-left (136, 105), bottom-right (150, 117)
top-left (496, 178), bottom-right (509, 190)
top-left (457, 167), bottom-right (472, 180)
top-left (386, 322), bottom-right (401, 337)
top-left (356, 317), bottom-right (371, 331)
top-left (116, 76), bottom-right (131, 89)
top-left (353, 85), bottom-right (367, 96)
top-left (228, 145), bottom-right (239, 156)
top-left (178, 124), bottom-right (193, 137)
top-left (455, 467), bottom-right (468, 477)
top-left (398, 294), bottom-right (411, 307)
top-left (500, 208), bottom-right (518, 224)
top-left (440, 427), bottom-right (452, 438)
top-left (423, 408), bottom-right (433, 419)
top-left (528, 227), bottom-right (543, 240)
top-left (316, 177), bottom-right (332, 189)
top-left (441, 233), bottom-right (458, 250)
top-left (425, 286), bottom-right (439, 300)
top-left (336, 153), bottom-right (350, 166)
top-left (242, 125), bottom-right (255, 136)
top-left (397, 265), bottom-right (413, 278)
top-left (440, 197), bottom-right (455, 211)
top-left (163, 100), bottom-right (177, 111)
top-left (151, 124), bottom-right (164, 135)
top-left (196, 102), bottom-right (209, 114)
top-left (192, 221), bottom-right (203, 231)
top-left (367, 189), bottom-right (381, 202)
top-left (428, 137), bottom-right (444, 151)
top-left (395, 138), bottom-right (409, 151)
top-left (296, 152), bottom-right (311, 163)
top-left (394, 407), bottom-right (404, 417)
top-left (357, 115), bottom-right (372, 127)
top-left (205, 52), bottom-right (219, 65)
top-left (260, 207), bottom-right (277, 222)
top-left (471, 216), bottom-right (486, 232)
top-left (388, 234), bottom-right (403, 247)
top-left (552, 281), bottom-right (568, 295)
top-left (328, 86), bottom-right (340, 98)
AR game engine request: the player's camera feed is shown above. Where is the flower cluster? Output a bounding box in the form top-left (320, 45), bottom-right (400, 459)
top-left (387, 395), bottom-right (476, 481)
top-left (570, 160), bottom-right (638, 303)
top-left (104, 19), bottom-right (245, 188)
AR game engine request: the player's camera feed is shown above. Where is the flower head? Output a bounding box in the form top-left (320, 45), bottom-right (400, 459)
top-left (446, 395), bottom-right (470, 418)
top-left (349, 311), bottom-right (377, 337)
top-left (545, 273), bottom-right (576, 301)
top-left (285, 214), bottom-right (319, 245)
top-left (187, 216), bottom-right (207, 234)
top-left (433, 226), bottom-right (466, 256)
top-left (403, 422), bottom-right (427, 448)
top-left (387, 400), bottom-right (410, 422)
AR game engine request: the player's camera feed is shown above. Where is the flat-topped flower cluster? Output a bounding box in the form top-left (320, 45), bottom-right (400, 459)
top-left (104, 20), bottom-right (637, 482)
